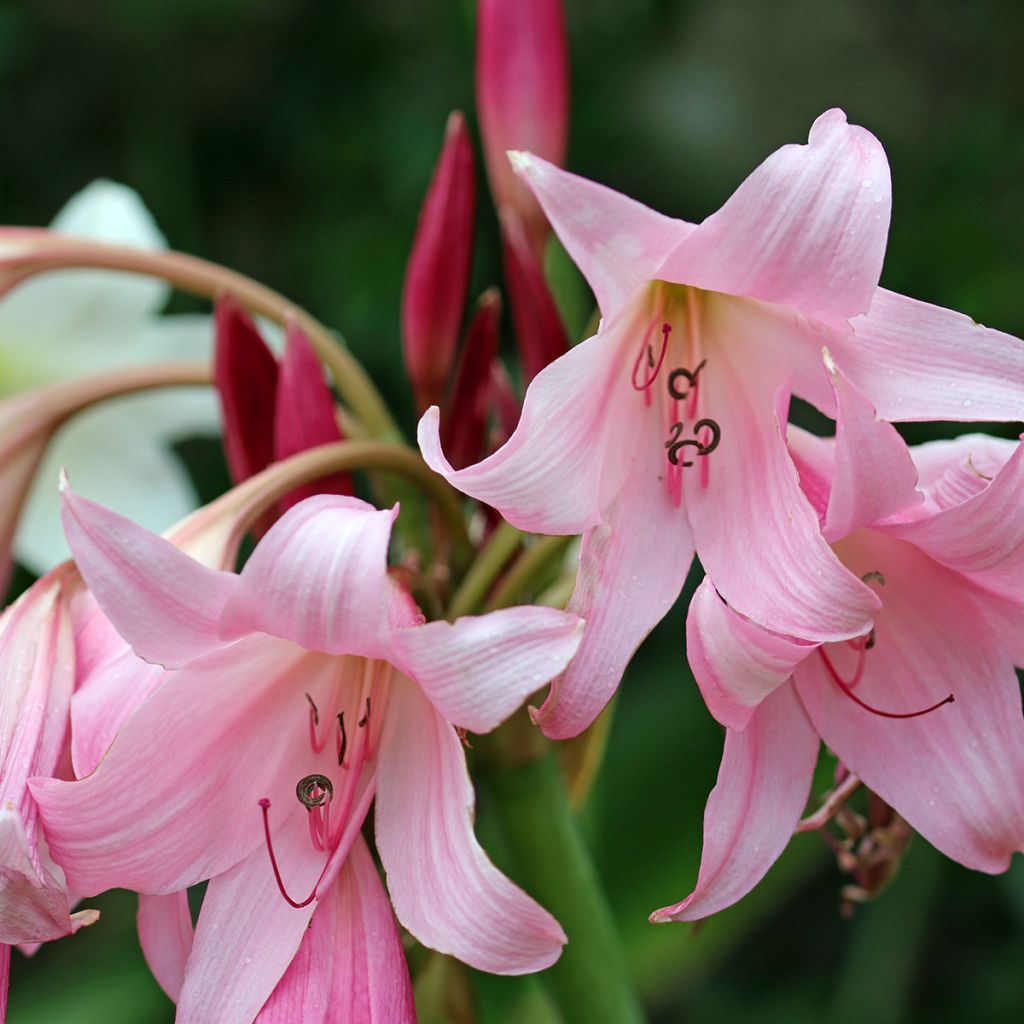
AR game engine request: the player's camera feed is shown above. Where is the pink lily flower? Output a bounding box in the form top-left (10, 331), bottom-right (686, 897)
top-left (0, 568), bottom-right (100, 1009)
top-left (32, 489), bottom-right (583, 1022)
top-left (653, 369), bottom-right (1024, 922)
top-left (419, 108), bottom-right (1024, 739)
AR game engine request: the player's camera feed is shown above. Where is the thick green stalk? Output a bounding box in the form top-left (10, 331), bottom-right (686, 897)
top-left (489, 745), bottom-right (646, 1024)
top-left (484, 534), bottom-right (572, 611)
top-left (445, 520), bottom-right (524, 619)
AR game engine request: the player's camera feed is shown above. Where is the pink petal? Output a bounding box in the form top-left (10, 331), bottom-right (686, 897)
top-left (219, 496), bottom-right (399, 660)
top-left (418, 310), bottom-right (645, 534)
top-left (402, 111), bottom-right (476, 413)
top-left (214, 295), bottom-right (279, 484)
top-left (821, 352), bottom-right (921, 541)
top-left (794, 530), bottom-right (1024, 872)
top-left (477, 0), bottom-right (568, 255)
top-left (905, 434), bottom-right (1016, 512)
top-left (658, 109), bottom-right (891, 322)
top-left (137, 891), bottom-right (193, 1002)
top-left (501, 208), bottom-right (569, 383)
top-left (273, 321), bottom-right (351, 510)
top-left (534, 437), bottom-right (694, 739)
top-left (60, 484), bottom-right (235, 668)
top-left (875, 439), bottom-right (1024, 604)
top-left (256, 837), bottom-right (415, 1024)
top-left (687, 576), bottom-right (815, 730)
top-left (71, 647), bottom-right (166, 778)
top-left (376, 681), bottom-right (566, 974)
top-left (651, 683), bottom-right (818, 922)
top-left (0, 809), bottom-right (82, 944)
top-left (841, 288), bottom-right (1024, 422)
top-left (511, 152), bottom-right (693, 316)
top-left (176, 827), bottom-right (322, 1024)
top-left (32, 637), bottom-right (328, 896)
top-left (391, 606), bottom-right (583, 735)
top-left (684, 300), bottom-right (878, 642)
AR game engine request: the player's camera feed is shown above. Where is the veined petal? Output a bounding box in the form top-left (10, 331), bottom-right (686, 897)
top-left (687, 577), bottom-right (814, 730)
top-left (685, 298), bottom-right (878, 642)
top-left (256, 837), bottom-right (415, 1024)
top-left (0, 809), bottom-right (97, 944)
top-left (658, 109), bottom-right (890, 322)
top-left (534, 437), bottom-right (693, 739)
top-left (905, 433), bottom-right (1016, 513)
top-left (419, 309), bottom-right (645, 534)
top-left (219, 496), bottom-right (399, 660)
top-left (60, 483), bottom-right (235, 668)
top-left (794, 531), bottom-right (1024, 873)
top-left (176, 827), bottom-right (322, 1024)
top-left (839, 288), bottom-right (1024, 422)
top-left (137, 891), bottom-right (193, 1002)
top-left (821, 352), bottom-right (921, 542)
top-left (392, 607), bottom-right (583, 734)
top-left (875, 438), bottom-right (1024, 605)
top-left (376, 681), bottom-right (566, 974)
top-left (650, 684), bottom-right (818, 922)
top-left (31, 638), bottom-right (328, 896)
top-left (511, 152), bottom-right (693, 317)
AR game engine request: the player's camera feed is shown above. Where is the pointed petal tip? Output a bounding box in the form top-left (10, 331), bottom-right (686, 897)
top-left (57, 466), bottom-right (71, 493)
top-left (507, 150), bottom-right (534, 175)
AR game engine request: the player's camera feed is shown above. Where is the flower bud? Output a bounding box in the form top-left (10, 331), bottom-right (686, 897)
top-left (402, 112), bottom-right (476, 413)
top-left (476, 0), bottom-right (569, 255)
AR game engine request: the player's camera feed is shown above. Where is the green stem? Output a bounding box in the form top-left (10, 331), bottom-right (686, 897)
top-left (445, 520), bottom-right (523, 619)
top-left (484, 535), bottom-right (573, 611)
top-left (489, 747), bottom-right (646, 1024)
top-left (5, 241), bottom-right (401, 441)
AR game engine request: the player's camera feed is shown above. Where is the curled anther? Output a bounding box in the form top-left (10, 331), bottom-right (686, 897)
top-left (861, 571), bottom-right (886, 587)
top-left (358, 697), bottom-right (371, 729)
top-left (667, 359), bottom-right (706, 400)
top-left (305, 692), bottom-right (319, 726)
top-left (666, 417), bottom-right (721, 467)
top-left (296, 773), bottom-right (334, 809)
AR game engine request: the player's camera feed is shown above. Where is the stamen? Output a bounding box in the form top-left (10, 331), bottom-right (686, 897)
top-left (631, 323), bottom-right (671, 391)
top-left (336, 712), bottom-right (348, 767)
top-left (295, 773), bottom-right (333, 809)
top-left (358, 697), bottom-right (371, 729)
top-left (257, 798), bottom-right (328, 909)
top-left (665, 417), bottom-right (721, 467)
top-left (306, 693), bottom-right (328, 754)
top-left (818, 648), bottom-right (954, 720)
top-left (667, 359), bottom-right (706, 401)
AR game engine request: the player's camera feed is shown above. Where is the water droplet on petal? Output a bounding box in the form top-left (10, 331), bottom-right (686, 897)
top-left (862, 178), bottom-right (874, 188)
top-left (963, 398), bottom-right (974, 409)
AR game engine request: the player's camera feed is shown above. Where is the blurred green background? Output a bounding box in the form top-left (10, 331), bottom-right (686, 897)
top-left (3, 1), bottom-right (1023, 1021)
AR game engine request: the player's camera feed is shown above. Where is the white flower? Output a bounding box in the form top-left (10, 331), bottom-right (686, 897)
top-left (0, 181), bottom-right (217, 574)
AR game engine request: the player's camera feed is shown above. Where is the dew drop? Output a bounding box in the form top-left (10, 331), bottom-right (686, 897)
top-left (243, 956), bottom-right (253, 966)
top-left (862, 178), bottom-right (874, 188)
top-left (963, 398), bottom-right (974, 409)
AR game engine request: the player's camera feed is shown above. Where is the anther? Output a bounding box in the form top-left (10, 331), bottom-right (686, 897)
top-left (861, 571), bottom-right (886, 587)
top-left (631, 323), bottom-right (671, 391)
top-left (305, 692), bottom-right (319, 725)
top-left (666, 417), bottom-right (721, 467)
top-left (296, 774), bottom-right (333, 809)
top-left (336, 712), bottom-right (348, 766)
top-left (818, 648), bottom-right (954, 720)
top-left (667, 359), bottom-right (706, 401)
top-left (358, 697), bottom-right (371, 729)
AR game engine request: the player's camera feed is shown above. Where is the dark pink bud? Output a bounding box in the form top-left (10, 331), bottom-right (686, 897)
top-left (488, 361), bottom-right (521, 454)
top-left (214, 295), bottom-right (278, 485)
top-left (274, 319), bottom-right (353, 510)
top-left (477, 0), bottom-right (569, 256)
top-left (500, 208), bottom-right (568, 385)
top-left (402, 111), bottom-right (476, 414)
top-left (442, 289), bottom-right (502, 470)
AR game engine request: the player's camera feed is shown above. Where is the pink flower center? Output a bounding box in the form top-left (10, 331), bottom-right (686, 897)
top-left (258, 658), bottom-right (393, 907)
top-left (629, 284), bottom-right (722, 503)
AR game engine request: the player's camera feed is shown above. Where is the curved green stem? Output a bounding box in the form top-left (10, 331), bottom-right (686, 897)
top-left (445, 520), bottom-right (524, 619)
top-left (3, 240), bottom-right (400, 441)
top-left (484, 534), bottom-right (573, 611)
top-left (488, 746), bottom-right (645, 1024)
